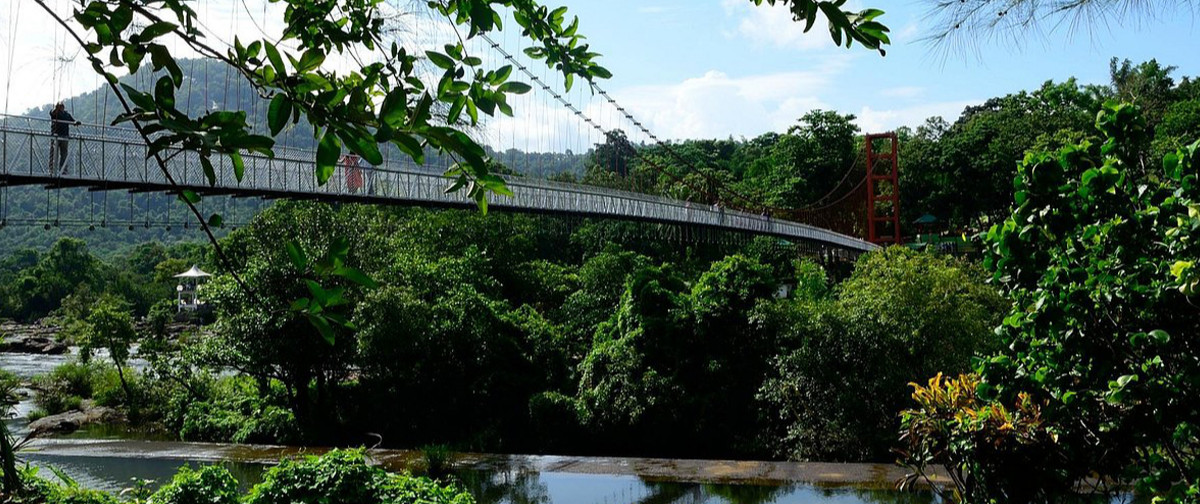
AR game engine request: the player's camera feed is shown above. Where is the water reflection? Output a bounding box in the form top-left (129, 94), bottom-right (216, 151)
top-left (450, 468), bottom-right (940, 504)
top-left (19, 454), bottom-right (265, 493)
top-left (14, 453), bottom-right (942, 504)
top-left (4, 351), bottom-right (944, 504)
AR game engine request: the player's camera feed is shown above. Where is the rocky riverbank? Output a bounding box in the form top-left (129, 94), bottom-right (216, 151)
top-left (0, 320), bottom-right (67, 354)
top-left (1, 319), bottom-right (199, 356)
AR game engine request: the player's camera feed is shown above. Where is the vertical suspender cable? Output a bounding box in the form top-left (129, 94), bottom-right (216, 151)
top-left (2, 0), bottom-right (21, 115)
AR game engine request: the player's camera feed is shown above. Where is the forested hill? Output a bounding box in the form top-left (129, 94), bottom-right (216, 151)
top-left (13, 58), bottom-right (592, 175)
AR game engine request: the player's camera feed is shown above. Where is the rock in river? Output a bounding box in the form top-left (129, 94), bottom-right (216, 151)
top-left (28, 403), bottom-right (126, 437)
top-left (0, 320), bottom-right (68, 355)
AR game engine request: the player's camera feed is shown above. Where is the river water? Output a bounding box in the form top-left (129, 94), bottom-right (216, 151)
top-left (3, 350), bottom-right (945, 503)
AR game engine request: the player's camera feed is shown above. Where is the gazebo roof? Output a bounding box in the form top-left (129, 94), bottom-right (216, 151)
top-left (174, 265), bottom-right (212, 278)
top-left (914, 213), bottom-right (939, 225)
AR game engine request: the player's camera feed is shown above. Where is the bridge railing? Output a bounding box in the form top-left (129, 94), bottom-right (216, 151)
top-left (0, 115), bottom-right (875, 251)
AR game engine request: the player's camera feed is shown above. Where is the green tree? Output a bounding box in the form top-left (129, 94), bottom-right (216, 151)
top-left (577, 255), bottom-right (786, 456)
top-left (75, 296), bottom-right (140, 415)
top-left (4, 238), bottom-right (98, 320)
top-left (354, 284), bottom-right (538, 448)
top-left (589, 130), bottom-right (639, 178)
top-left (912, 80), bottom-right (1101, 226)
top-left (901, 103), bottom-right (1200, 502)
top-left (576, 263), bottom-right (693, 451)
top-left (762, 247), bottom-right (1004, 461)
top-left (558, 249), bottom-right (652, 356)
top-left (1110, 58), bottom-right (1178, 127)
top-left (202, 202), bottom-right (375, 436)
top-left (896, 117), bottom-right (950, 226)
top-left (1154, 99), bottom-right (1200, 159)
top-left (778, 110), bottom-right (862, 207)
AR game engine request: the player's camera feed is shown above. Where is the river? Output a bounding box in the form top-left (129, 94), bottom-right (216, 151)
top-left (3, 350), bottom-right (947, 503)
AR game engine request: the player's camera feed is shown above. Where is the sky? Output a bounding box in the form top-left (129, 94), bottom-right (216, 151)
top-left (553, 0), bottom-right (1200, 137)
top-left (1, 0), bottom-right (1197, 147)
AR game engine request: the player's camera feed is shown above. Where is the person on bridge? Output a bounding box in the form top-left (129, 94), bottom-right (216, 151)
top-left (343, 153), bottom-right (363, 193)
top-left (48, 102), bottom-right (81, 174)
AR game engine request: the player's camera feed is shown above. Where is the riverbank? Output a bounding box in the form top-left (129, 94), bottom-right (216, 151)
top-left (19, 438), bottom-right (950, 489)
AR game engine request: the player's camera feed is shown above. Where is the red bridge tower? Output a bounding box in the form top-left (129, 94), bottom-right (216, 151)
top-left (865, 132), bottom-right (900, 245)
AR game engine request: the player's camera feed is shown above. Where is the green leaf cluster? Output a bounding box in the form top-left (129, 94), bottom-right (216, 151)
top-left (903, 103), bottom-right (1200, 502)
top-left (747, 1), bottom-right (890, 55)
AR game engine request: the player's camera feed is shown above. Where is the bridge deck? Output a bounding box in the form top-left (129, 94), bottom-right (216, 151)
top-left (0, 116), bottom-right (877, 252)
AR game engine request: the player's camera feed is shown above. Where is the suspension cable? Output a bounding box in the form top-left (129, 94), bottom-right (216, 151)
top-left (2, 0), bottom-right (19, 115)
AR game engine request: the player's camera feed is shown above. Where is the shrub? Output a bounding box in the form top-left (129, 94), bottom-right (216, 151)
top-left (899, 374), bottom-right (1059, 500)
top-left (419, 444), bottom-right (451, 477)
top-left (0, 369), bottom-right (19, 399)
top-left (146, 299), bottom-right (178, 339)
top-left (17, 466), bottom-right (120, 504)
top-left (147, 465), bottom-right (239, 504)
top-left (245, 449), bottom-right (474, 504)
top-left (0, 369), bottom-right (21, 414)
top-left (32, 361), bottom-right (131, 415)
top-left (43, 485), bottom-right (119, 504)
top-left (36, 361), bottom-right (105, 398)
top-left (92, 367), bottom-right (140, 408)
top-left (178, 379), bottom-right (299, 445)
top-left (32, 394), bottom-right (83, 416)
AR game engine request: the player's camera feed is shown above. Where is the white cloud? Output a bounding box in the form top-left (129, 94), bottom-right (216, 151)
top-left (474, 61), bottom-right (858, 151)
top-left (608, 63), bottom-right (850, 141)
top-left (722, 0), bottom-right (837, 51)
top-left (855, 100), bottom-right (980, 132)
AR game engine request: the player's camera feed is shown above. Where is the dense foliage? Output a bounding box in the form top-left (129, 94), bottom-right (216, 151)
top-left (2, 198), bottom-right (1001, 463)
top-left (0, 238), bottom-right (205, 321)
top-left (6, 450), bottom-right (472, 504)
top-left (900, 104), bottom-right (1200, 502)
top-left (4, 199), bottom-right (989, 461)
top-left (899, 59), bottom-right (1200, 230)
top-left (762, 248), bottom-right (1004, 461)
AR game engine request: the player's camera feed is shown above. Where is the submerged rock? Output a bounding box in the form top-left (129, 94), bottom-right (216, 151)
top-left (28, 403), bottom-right (126, 437)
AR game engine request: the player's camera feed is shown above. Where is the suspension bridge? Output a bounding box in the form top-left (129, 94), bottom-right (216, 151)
top-left (0, 0), bottom-right (898, 256)
top-left (0, 115), bottom-right (877, 252)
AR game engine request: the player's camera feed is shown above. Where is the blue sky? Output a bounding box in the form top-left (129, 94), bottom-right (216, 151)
top-left (2, 0), bottom-right (1195, 146)
top-left (547, 1), bottom-right (1200, 138)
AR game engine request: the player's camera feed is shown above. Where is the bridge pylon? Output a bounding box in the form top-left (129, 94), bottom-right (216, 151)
top-left (865, 132), bottom-right (900, 245)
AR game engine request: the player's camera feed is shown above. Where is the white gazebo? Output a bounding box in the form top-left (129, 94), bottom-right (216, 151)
top-left (174, 265), bottom-right (212, 312)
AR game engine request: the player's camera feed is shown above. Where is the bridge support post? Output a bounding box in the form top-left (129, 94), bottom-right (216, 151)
top-left (865, 132), bottom-right (901, 245)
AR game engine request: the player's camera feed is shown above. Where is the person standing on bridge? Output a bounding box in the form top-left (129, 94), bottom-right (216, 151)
top-left (343, 153), bottom-right (363, 193)
top-left (48, 102), bottom-right (81, 174)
